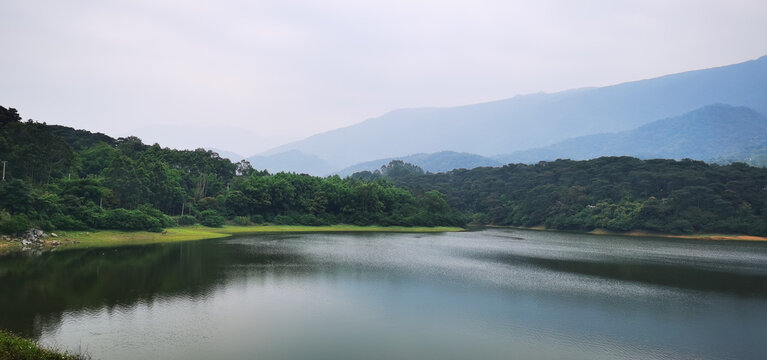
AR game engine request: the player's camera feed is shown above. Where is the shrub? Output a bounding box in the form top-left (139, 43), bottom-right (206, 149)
top-left (101, 208), bottom-right (162, 232)
top-left (72, 204), bottom-right (104, 228)
top-left (249, 214), bottom-right (264, 224)
top-left (232, 216), bottom-right (250, 226)
top-left (175, 215), bottom-right (197, 226)
top-left (138, 205), bottom-right (176, 228)
top-left (51, 214), bottom-right (88, 230)
top-left (199, 210), bottom-right (224, 227)
top-left (273, 215), bottom-right (298, 225)
top-left (0, 214), bottom-right (31, 234)
top-left (298, 214), bottom-right (327, 226)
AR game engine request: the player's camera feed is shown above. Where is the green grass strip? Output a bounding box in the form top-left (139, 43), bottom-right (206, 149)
top-left (43, 224), bottom-right (462, 251)
top-left (0, 330), bottom-right (88, 360)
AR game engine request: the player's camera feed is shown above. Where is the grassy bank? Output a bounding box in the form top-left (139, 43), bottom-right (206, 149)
top-left (495, 225), bottom-right (767, 242)
top-left (587, 229), bottom-right (767, 242)
top-left (0, 331), bottom-right (87, 360)
top-left (0, 241), bottom-right (19, 253)
top-left (11, 225), bottom-right (463, 252)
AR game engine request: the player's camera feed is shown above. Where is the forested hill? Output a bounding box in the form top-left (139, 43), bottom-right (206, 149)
top-left (336, 151), bottom-right (502, 177)
top-left (0, 106), bottom-right (465, 234)
top-left (4, 105), bottom-right (767, 237)
top-left (377, 157), bottom-right (767, 236)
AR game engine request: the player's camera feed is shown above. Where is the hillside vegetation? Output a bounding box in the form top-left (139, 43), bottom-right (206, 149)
top-left (0, 106), bottom-right (465, 235)
top-left (336, 151), bottom-right (501, 177)
top-left (4, 105), bottom-right (767, 238)
top-left (372, 158), bottom-right (767, 236)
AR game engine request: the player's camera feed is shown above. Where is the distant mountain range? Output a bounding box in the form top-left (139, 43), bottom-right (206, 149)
top-left (496, 104), bottom-right (767, 165)
top-left (246, 150), bottom-right (335, 175)
top-left (208, 148), bottom-right (245, 162)
top-left (335, 151), bottom-right (502, 177)
top-left (259, 55), bottom-right (767, 172)
top-left (123, 125), bottom-right (281, 157)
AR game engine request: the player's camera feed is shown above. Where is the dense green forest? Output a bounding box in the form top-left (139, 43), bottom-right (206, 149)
top-left (358, 158), bottom-right (767, 236)
top-left (0, 106), bottom-right (464, 233)
top-left (3, 105), bottom-right (767, 236)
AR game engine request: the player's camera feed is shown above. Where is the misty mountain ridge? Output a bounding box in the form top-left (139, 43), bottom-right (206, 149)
top-left (246, 150), bottom-right (335, 175)
top-left (259, 55), bottom-right (767, 170)
top-left (207, 148), bottom-right (245, 162)
top-left (335, 151), bottom-right (502, 177)
top-left (497, 104), bottom-right (767, 164)
top-left (123, 124), bottom-right (282, 157)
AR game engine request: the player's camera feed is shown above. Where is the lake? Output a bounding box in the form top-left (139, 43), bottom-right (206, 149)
top-left (1, 229), bottom-right (767, 359)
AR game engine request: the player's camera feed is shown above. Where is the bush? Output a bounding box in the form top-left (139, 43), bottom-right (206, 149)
top-left (0, 214), bottom-right (31, 234)
top-left (249, 214), bottom-right (264, 224)
top-left (100, 208), bottom-right (162, 232)
top-left (71, 204), bottom-right (104, 228)
top-left (273, 215), bottom-right (298, 225)
top-left (666, 219), bottom-right (694, 234)
top-left (232, 216), bottom-right (250, 226)
top-left (297, 214), bottom-right (326, 226)
top-left (175, 215), bottom-right (197, 226)
top-left (199, 210), bottom-right (224, 227)
top-left (138, 205), bottom-right (176, 228)
top-left (51, 214), bottom-right (88, 230)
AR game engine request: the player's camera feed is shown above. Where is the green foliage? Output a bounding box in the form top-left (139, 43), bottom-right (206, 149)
top-left (380, 160), bottom-right (424, 178)
top-left (175, 215), bottom-right (197, 226)
top-left (99, 209), bottom-right (162, 232)
top-left (199, 210), bottom-right (225, 227)
top-left (350, 160), bottom-right (425, 180)
top-left (390, 157), bottom-right (767, 235)
top-left (249, 214), bottom-right (265, 224)
top-left (137, 204), bottom-right (176, 228)
top-left (0, 180), bottom-right (33, 214)
top-left (0, 106), bottom-right (22, 127)
top-left (0, 120), bottom-right (75, 184)
top-left (0, 110), bottom-right (464, 233)
top-left (50, 214), bottom-right (88, 230)
top-left (197, 197), bottom-right (219, 211)
top-left (232, 216), bottom-right (250, 226)
top-left (0, 213), bottom-right (31, 234)
top-left (0, 330), bottom-right (88, 360)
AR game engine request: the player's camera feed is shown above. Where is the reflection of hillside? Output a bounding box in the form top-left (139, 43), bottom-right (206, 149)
top-left (474, 252), bottom-right (767, 297)
top-left (0, 239), bottom-right (292, 339)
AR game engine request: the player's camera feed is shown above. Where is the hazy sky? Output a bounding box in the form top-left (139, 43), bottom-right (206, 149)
top-left (2, 0), bottom-right (766, 153)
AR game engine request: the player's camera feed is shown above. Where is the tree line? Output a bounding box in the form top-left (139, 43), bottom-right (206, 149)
top-left (4, 104), bottom-right (767, 236)
top-left (0, 106), bottom-right (465, 233)
top-left (369, 157), bottom-right (767, 236)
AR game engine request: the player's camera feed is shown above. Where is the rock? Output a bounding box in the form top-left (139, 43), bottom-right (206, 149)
top-left (22, 240), bottom-right (32, 246)
top-left (50, 233), bottom-right (58, 238)
top-left (51, 240), bottom-right (61, 246)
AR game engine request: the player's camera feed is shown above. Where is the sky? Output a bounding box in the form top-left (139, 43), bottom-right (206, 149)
top-left (2, 0), bottom-right (767, 155)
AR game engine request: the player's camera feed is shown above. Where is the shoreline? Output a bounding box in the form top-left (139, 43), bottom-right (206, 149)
top-left (490, 225), bottom-right (767, 242)
top-left (4, 224), bottom-right (765, 255)
top-left (0, 224), bottom-right (464, 254)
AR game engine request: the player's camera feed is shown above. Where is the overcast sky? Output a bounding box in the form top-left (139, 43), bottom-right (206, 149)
top-left (2, 0), bottom-right (766, 153)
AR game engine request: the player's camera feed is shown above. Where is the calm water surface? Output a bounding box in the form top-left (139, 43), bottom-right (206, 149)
top-left (1, 229), bottom-right (767, 359)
